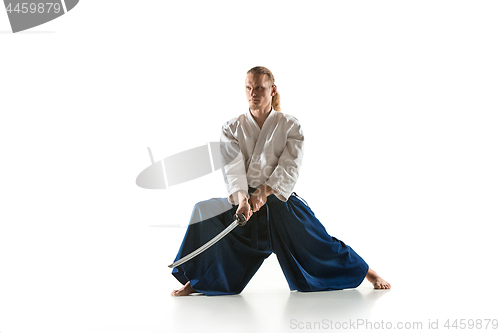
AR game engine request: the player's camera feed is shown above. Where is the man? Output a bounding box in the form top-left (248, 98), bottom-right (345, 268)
top-left (171, 66), bottom-right (390, 296)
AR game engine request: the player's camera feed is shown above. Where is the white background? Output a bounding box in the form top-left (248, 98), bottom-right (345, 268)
top-left (1, 1), bottom-right (499, 332)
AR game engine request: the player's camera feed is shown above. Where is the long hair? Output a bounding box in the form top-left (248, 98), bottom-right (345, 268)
top-left (246, 66), bottom-right (281, 112)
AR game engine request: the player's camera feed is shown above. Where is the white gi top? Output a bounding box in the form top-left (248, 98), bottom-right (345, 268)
top-left (220, 108), bottom-right (304, 204)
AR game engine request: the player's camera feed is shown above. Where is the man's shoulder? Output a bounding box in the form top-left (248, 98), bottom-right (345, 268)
top-left (276, 111), bottom-right (301, 127)
top-left (222, 110), bottom-right (301, 129)
top-left (222, 113), bottom-right (246, 129)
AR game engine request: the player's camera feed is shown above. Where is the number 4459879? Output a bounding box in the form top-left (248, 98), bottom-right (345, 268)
top-left (444, 319), bottom-right (498, 329)
top-left (5, 3), bottom-right (62, 14)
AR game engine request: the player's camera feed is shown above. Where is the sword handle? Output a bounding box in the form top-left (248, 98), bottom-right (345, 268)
top-left (233, 213), bottom-right (247, 226)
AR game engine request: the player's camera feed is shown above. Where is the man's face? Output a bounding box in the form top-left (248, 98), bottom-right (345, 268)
top-left (245, 74), bottom-right (276, 111)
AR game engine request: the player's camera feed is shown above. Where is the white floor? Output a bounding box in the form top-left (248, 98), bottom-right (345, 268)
top-left (165, 256), bottom-right (499, 333)
top-left (0, 221), bottom-right (498, 333)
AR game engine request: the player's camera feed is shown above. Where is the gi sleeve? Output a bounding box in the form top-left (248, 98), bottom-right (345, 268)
top-left (264, 118), bottom-right (304, 202)
top-left (220, 123), bottom-right (249, 205)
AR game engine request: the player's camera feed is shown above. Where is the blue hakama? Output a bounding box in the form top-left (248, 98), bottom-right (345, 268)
top-left (172, 192), bottom-right (369, 296)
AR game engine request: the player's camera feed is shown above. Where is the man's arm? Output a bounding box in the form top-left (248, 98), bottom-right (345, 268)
top-left (264, 118), bottom-right (304, 201)
top-left (220, 123), bottom-right (249, 205)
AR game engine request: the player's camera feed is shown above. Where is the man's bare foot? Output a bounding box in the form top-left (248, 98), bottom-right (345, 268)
top-left (171, 281), bottom-right (197, 296)
top-left (366, 268), bottom-right (391, 289)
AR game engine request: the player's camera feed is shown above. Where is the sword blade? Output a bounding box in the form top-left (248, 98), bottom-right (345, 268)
top-left (168, 220), bottom-right (239, 269)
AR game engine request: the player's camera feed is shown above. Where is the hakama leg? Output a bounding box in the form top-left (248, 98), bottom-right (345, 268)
top-left (267, 193), bottom-right (369, 292)
top-left (171, 197), bottom-right (273, 296)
